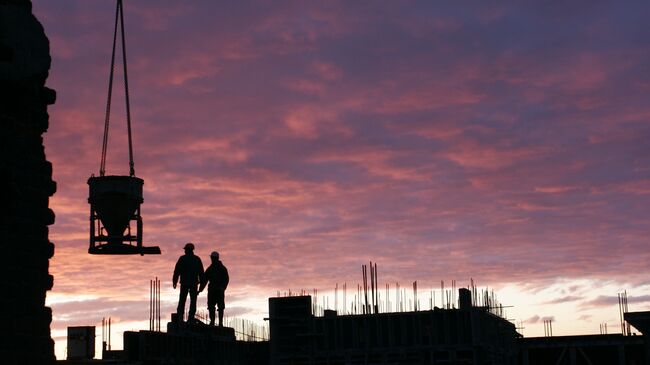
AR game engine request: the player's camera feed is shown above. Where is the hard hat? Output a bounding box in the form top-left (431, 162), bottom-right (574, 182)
top-left (183, 242), bottom-right (195, 251)
top-left (210, 251), bottom-right (219, 258)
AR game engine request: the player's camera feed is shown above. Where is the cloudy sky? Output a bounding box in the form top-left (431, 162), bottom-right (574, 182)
top-left (32, 0), bottom-right (650, 358)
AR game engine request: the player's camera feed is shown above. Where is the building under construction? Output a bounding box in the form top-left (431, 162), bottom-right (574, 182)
top-left (59, 285), bottom-right (650, 365)
top-left (61, 266), bottom-right (650, 365)
top-left (269, 289), bottom-right (519, 365)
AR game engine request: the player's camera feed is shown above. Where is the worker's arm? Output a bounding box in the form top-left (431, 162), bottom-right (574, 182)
top-left (196, 257), bottom-right (205, 291)
top-left (199, 266), bottom-right (209, 292)
top-left (172, 258), bottom-right (181, 289)
top-left (223, 267), bottom-right (229, 290)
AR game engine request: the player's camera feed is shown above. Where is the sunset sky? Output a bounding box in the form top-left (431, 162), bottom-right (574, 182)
top-left (32, 0), bottom-right (650, 358)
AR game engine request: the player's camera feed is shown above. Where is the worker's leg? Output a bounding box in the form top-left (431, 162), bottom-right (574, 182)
top-left (207, 290), bottom-right (216, 326)
top-left (177, 285), bottom-right (189, 321)
top-left (188, 285), bottom-right (198, 321)
top-left (217, 290), bottom-right (225, 327)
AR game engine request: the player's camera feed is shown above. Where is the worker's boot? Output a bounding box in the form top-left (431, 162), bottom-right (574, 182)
top-left (209, 310), bottom-right (215, 326)
top-left (218, 310), bottom-right (224, 327)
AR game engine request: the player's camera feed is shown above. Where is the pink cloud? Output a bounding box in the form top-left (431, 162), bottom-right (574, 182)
top-left (28, 1), bottom-right (650, 356)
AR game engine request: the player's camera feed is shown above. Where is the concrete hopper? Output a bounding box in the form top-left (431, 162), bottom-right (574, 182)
top-left (88, 175), bottom-right (160, 255)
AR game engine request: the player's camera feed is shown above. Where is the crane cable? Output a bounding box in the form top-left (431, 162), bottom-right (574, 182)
top-left (100, 0), bottom-right (135, 177)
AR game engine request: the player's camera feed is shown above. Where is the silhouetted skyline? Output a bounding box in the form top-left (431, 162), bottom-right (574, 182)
top-left (32, 1), bottom-right (650, 358)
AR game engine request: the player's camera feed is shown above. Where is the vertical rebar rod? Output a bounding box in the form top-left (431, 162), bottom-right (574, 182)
top-left (344, 283), bottom-right (347, 315)
top-left (374, 263), bottom-right (378, 314)
top-left (335, 283), bottom-right (338, 313)
top-left (369, 263), bottom-right (373, 313)
top-left (157, 278), bottom-right (160, 331)
top-left (618, 293), bottom-right (624, 335)
top-left (149, 280), bottom-right (152, 330)
top-left (386, 283), bottom-right (389, 313)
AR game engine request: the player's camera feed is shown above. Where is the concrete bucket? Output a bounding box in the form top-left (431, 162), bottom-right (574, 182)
top-left (88, 175), bottom-right (160, 255)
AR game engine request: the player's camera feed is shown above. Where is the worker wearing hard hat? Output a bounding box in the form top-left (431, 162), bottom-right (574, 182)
top-left (173, 243), bottom-right (204, 323)
top-left (199, 250), bottom-right (229, 326)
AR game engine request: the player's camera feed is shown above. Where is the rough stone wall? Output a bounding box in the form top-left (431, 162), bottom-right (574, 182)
top-left (0, 0), bottom-right (56, 363)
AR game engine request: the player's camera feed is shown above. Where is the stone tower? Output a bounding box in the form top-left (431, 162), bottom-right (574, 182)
top-left (0, 0), bottom-right (56, 363)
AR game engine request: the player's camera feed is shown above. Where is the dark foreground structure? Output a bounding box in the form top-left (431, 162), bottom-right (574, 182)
top-left (61, 318), bottom-right (268, 365)
top-left (0, 0), bottom-right (57, 364)
top-left (269, 290), bottom-right (519, 365)
top-left (120, 319), bottom-right (268, 365)
top-left (268, 292), bottom-right (650, 365)
top-left (58, 291), bottom-right (650, 365)
top-left (518, 334), bottom-right (646, 365)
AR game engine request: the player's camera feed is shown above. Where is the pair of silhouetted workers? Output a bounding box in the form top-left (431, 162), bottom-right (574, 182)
top-left (173, 243), bottom-right (229, 326)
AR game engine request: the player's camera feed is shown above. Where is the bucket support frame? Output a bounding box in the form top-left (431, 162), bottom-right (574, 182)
top-left (89, 205), bottom-right (159, 255)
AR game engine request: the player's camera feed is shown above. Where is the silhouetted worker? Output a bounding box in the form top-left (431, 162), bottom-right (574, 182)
top-left (199, 251), bottom-right (229, 326)
top-left (173, 243), bottom-right (204, 322)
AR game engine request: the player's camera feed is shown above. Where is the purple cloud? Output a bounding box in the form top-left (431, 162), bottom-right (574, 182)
top-left (582, 295), bottom-right (650, 309)
top-left (29, 0), bottom-right (650, 355)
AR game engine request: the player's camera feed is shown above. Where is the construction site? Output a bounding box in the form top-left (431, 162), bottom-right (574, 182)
top-left (58, 259), bottom-right (650, 365)
top-left (3, 0), bottom-right (650, 365)
top-left (54, 263), bottom-right (650, 365)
